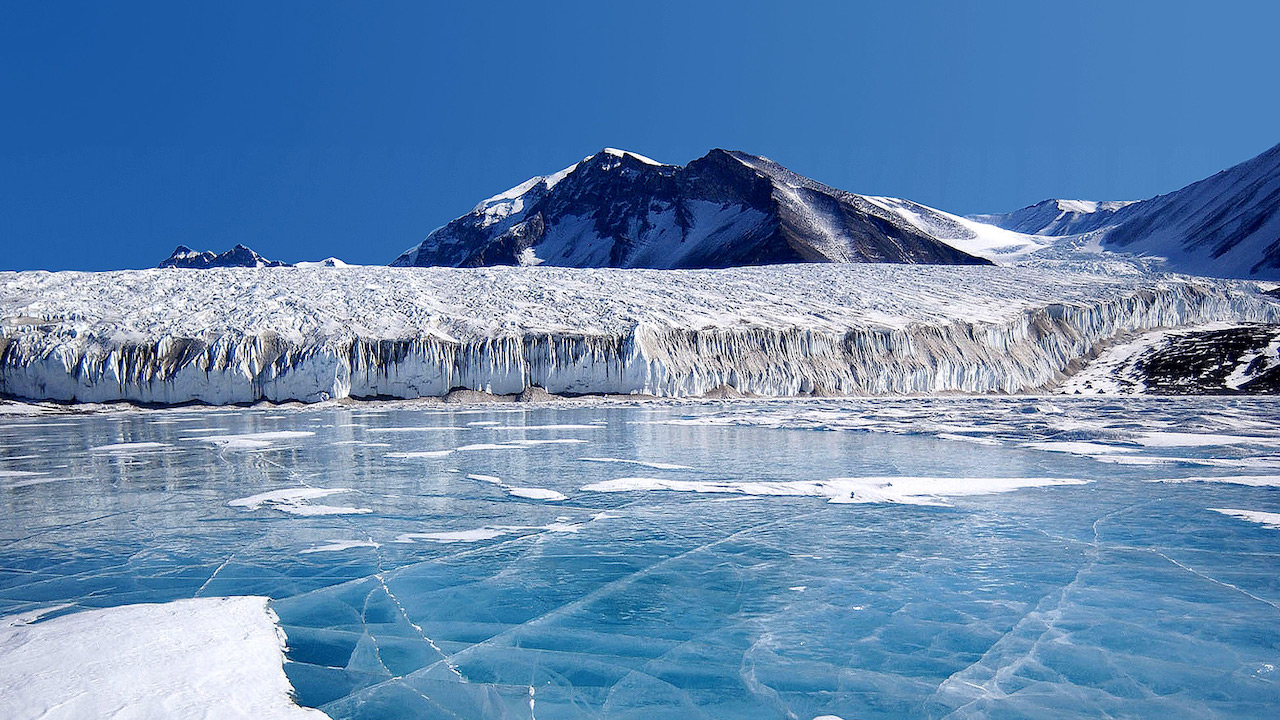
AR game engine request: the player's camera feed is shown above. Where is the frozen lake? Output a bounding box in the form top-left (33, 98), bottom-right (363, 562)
top-left (2, 397), bottom-right (1279, 719)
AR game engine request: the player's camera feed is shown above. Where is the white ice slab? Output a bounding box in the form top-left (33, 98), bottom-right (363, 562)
top-left (195, 431), bottom-right (316, 449)
top-left (1209, 508), bottom-right (1280, 529)
top-left (89, 441), bottom-right (170, 452)
top-left (229, 488), bottom-right (371, 516)
top-left (582, 476), bottom-right (1088, 506)
top-left (1023, 441), bottom-right (1139, 455)
top-left (1156, 476), bottom-right (1280, 487)
top-left (300, 540), bottom-right (381, 554)
top-left (1136, 431), bottom-right (1276, 448)
top-left (386, 450), bottom-right (453, 458)
top-left (579, 457), bottom-right (695, 470)
top-left (0, 597), bottom-right (329, 719)
top-left (506, 487), bottom-right (568, 501)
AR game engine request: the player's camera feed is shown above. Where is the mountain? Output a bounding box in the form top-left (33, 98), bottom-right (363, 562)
top-left (970, 143), bottom-right (1280, 279)
top-left (968, 199), bottom-right (1138, 237)
top-left (392, 149), bottom-right (992, 269)
top-left (158, 245), bottom-right (290, 269)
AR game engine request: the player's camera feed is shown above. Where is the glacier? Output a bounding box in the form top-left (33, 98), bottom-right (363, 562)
top-left (1, 264), bottom-right (1277, 405)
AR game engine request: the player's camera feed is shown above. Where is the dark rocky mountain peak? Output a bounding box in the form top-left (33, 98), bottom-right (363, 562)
top-left (391, 148), bottom-right (992, 269)
top-left (158, 244), bottom-right (290, 269)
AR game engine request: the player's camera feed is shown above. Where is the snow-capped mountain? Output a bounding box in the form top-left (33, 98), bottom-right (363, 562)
top-left (158, 244), bottom-right (289, 269)
top-left (968, 199), bottom-right (1138, 237)
top-left (970, 143), bottom-right (1280, 279)
top-left (392, 149), bottom-right (992, 269)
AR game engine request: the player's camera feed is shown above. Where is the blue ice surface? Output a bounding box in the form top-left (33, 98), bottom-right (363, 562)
top-left (1, 397), bottom-right (1278, 719)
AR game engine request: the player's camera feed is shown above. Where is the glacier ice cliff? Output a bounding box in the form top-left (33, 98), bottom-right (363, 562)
top-left (1, 264), bottom-right (1276, 404)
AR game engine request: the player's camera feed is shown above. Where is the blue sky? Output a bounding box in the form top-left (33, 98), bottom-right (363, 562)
top-left (2, 1), bottom-right (1278, 270)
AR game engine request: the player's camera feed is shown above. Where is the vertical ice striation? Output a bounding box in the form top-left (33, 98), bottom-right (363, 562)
top-left (0, 265), bottom-right (1276, 404)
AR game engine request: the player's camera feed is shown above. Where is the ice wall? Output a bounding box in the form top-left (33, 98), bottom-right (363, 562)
top-left (1, 266), bottom-right (1276, 404)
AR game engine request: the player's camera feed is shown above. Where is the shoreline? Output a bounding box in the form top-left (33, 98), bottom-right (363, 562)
top-left (4, 385), bottom-right (1278, 417)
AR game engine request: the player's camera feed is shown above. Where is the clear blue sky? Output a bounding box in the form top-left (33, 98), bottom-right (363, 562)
top-left (3, 0), bottom-right (1277, 270)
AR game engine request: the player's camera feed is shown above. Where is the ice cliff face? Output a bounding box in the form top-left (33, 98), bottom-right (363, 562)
top-left (159, 244), bottom-right (290, 269)
top-left (970, 143), bottom-right (1280, 280)
top-left (1, 265), bottom-right (1276, 404)
top-left (392, 149), bottom-right (991, 269)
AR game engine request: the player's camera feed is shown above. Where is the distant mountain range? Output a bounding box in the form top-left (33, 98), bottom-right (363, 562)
top-left (157, 246), bottom-right (350, 269)
top-left (159, 244), bottom-right (289, 269)
top-left (971, 143), bottom-right (1280, 279)
top-left (161, 141), bottom-right (1280, 280)
top-left (392, 142), bottom-right (1280, 280)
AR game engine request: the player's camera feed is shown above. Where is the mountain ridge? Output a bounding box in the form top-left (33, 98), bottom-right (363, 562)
top-left (158, 244), bottom-right (289, 269)
top-left (391, 148), bottom-right (993, 270)
top-left (969, 142), bottom-right (1280, 279)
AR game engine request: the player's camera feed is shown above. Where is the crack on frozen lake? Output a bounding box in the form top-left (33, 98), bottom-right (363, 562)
top-left (1146, 549), bottom-right (1280, 613)
top-left (739, 632), bottom-right (799, 720)
top-left (194, 553), bottom-right (236, 597)
top-left (334, 506), bottom-right (829, 708)
top-left (930, 500), bottom-right (1142, 715)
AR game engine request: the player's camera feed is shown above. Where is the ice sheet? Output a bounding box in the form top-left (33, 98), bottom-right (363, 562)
top-left (4, 398), bottom-right (1280, 719)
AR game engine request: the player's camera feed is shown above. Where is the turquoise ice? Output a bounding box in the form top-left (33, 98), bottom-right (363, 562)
top-left (1, 398), bottom-right (1278, 718)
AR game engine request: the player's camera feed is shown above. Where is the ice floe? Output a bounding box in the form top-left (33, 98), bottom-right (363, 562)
top-left (1135, 431), bottom-right (1279, 447)
top-left (1022, 441), bottom-right (1139, 455)
top-left (88, 441), bottom-right (170, 452)
top-left (1156, 475), bottom-right (1280, 487)
top-left (455, 438), bottom-right (587, 451)
top-left (1209, 508), bottom-right (1280, 529)
top-left (0, 597), bottom-right (327, 719)
top-left (581, 476), bottom-right (1088, 506)
top-left (506, 487), bottom-right (568, 501)
top-left (300, 540), bottom-right (381, 554)
top-left (462, 473), bottom-right (566, 501)
top-left (228, 488), bottom-right (371, 516)
top-left (385, 450), bottom-right (453, 458)
top-left (194, 431), bottom-right (316, 449)
top-left (395, 521), bottom-right (582, 544)
top-left (579, 456), bottom-right (694, 470)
